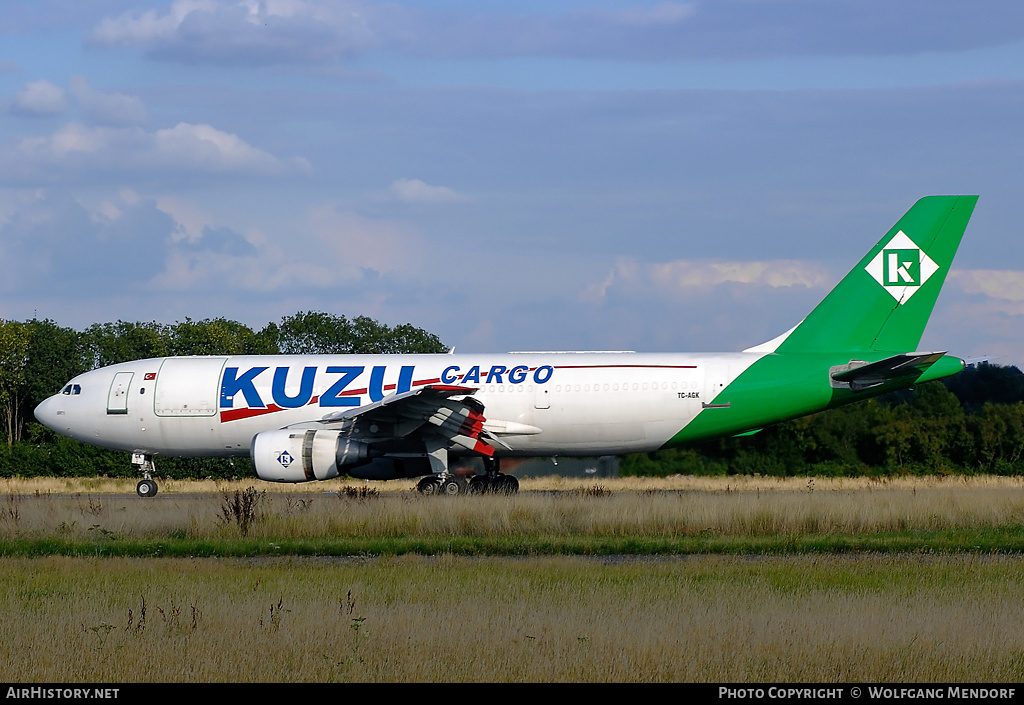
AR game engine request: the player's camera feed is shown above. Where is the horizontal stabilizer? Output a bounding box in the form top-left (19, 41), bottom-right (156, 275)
top-left (830, 352), bottom-right (947, 392)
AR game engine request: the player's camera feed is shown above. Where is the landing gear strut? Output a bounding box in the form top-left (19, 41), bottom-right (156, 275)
top-left (132, 453), bottom-right (158, 498)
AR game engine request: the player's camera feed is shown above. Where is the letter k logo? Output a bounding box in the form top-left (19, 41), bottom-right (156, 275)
top-left (865, 230), bottom-right (938, 304)
top-left (885, 249), bottom-right (920, 285)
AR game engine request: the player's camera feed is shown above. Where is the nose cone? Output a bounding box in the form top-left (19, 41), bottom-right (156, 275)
top-left (34, 395), bottom-right (63, 432)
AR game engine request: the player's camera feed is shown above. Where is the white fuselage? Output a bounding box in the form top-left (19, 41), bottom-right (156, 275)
top-left (34, 352), bottom-right (763, 458)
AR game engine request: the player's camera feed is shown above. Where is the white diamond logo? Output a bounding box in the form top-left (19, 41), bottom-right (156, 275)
top-left (864, 230), bottom-right (938, 304)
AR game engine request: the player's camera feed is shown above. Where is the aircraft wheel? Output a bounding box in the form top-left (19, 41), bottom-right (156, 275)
top-left (492, 474), bottom-right (519, 495)
top-left (468, 475), bottom-right (490, 494)
top-left (440, 477), bottom-right (464, 495)
top-left (136, 479), bottom-right (158, 498)
top-left (417, 476), bottom-right (443, 495)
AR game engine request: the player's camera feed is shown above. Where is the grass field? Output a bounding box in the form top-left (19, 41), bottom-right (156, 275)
top-left (2, 475), bottom-right (1023, 682)
top-left (2, 475), bottom-right (1024, 556)
top-left (2, 554), bottom-right (1023, 682)
top-left (5, 473), bottom-right (1024, 495)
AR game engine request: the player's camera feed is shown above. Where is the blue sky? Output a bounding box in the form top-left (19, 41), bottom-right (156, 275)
top-left (2, 0), bottom-right (1023, 364)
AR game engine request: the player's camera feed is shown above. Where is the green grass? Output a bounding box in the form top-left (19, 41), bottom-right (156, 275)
top-left (5, 483), bottom-right (1024, 682)
top-left (3, 484), bottom-right (1024, 556)
top-left (3, 554), bottom-right (1024, 682)
top-left (2, 527), bottom-right (1024, 557)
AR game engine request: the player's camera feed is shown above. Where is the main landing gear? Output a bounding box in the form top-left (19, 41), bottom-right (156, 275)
top-left (468, 473), bottom-right (518, 494)
top-left (132, 453), bottom-right (159, 498)
top-left (416, 474), bottom-right (466, 495)
top-left (415, 457), bottom-right (519, 495)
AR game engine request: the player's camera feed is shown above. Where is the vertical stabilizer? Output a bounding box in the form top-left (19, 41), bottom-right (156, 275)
top-left (773, 195), bottom-right (977, 354)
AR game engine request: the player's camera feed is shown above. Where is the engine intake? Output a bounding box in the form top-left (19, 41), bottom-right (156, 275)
top-left (251, 429), bottom-right (371, 483)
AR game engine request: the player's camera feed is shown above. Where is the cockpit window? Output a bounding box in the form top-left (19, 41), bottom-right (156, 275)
top-left (61, 385), bottom-right (82, 396)
top-left (62, 385), bottom-right (72, 395)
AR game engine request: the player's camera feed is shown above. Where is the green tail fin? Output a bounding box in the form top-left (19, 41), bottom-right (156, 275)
top-left (771, 195), bottom-right (977, 354)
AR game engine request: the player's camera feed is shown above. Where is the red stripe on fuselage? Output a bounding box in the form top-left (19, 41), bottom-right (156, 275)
top-left (551, 364), bottom-right (697, 370)
top-left (219, 395), bottom-right (321, 423)
top-left (221, 403), bottom-right (286, 423)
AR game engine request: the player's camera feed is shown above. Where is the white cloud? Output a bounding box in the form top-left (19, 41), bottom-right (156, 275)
top-left (12, 80), bottom-right (67, 116)
top-left (950, 269), bottom-right (1024, 302)
top-left (68, 76), bottom-right (147, 126)
top-left (149, 244), bottom-right (345, 294)
top-left (90, 0), bottom-right (377, 65)
top-left (308, 204), bottom-right (425, 273)
top-left (92, 0), bottom-right (218, 45)
top-left (155, 195), bottom-right (214, 242)
top-left (88, 199), bottom-right (122, 225)
top-left (583, 257), bottom-right (830, 303)
top-left (389, 178), bottom-right (468, 205)
top-left (86, 0), bottom-right (1024, 66)
top-left (593, 2), bottom-right (696, 28)
top-left (145, 202), bottom-right (432, 297)
top-left (22, 122), bottom-right (114, 156)
top-left (3, 121), bottom-right (310, 180)
top-left (153, 122), bottom-right (301, 173)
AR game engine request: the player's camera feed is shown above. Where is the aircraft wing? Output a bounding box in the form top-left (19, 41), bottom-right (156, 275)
top-left (286, 384), bottom-right (504, 456)
top-left (830, 351), bottom-right (948, 392)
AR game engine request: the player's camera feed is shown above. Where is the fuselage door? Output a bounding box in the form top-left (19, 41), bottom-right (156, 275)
top-left (702, 364), bottom-right (733, 409)
top-left (154, 357), bottom-right (227, 417)
top-left (534, 385), bottom-right (551, 410)
top-left (106, 372), bottom-right (134, 415)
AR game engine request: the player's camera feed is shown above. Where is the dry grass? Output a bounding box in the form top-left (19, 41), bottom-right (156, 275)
top-left (3, 477), bottom-right (1024, 682)
top-left (2, 479), bottom-right (1024, 541)
top-left (1, 554), bottom-right (1023, 682)
top-left (4, 472), bottom-right (1024, 496)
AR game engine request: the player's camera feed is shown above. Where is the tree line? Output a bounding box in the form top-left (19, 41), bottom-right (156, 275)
top-left (623, 363), bottom-right (1024, 477)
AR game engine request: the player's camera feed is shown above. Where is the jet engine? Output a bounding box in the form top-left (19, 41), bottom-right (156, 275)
top-left (251, 429), bottom-right (371, 482)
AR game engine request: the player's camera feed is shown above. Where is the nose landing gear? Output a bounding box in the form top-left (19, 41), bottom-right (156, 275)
top-left (132, 453), bottom-right (158, 498)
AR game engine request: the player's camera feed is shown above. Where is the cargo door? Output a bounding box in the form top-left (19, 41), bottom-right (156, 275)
top-left (154, 358), bottom-right (227, 417)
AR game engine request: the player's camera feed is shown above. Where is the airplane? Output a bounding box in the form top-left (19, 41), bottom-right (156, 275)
top-left (35, 195), bottom-right (977, 498)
